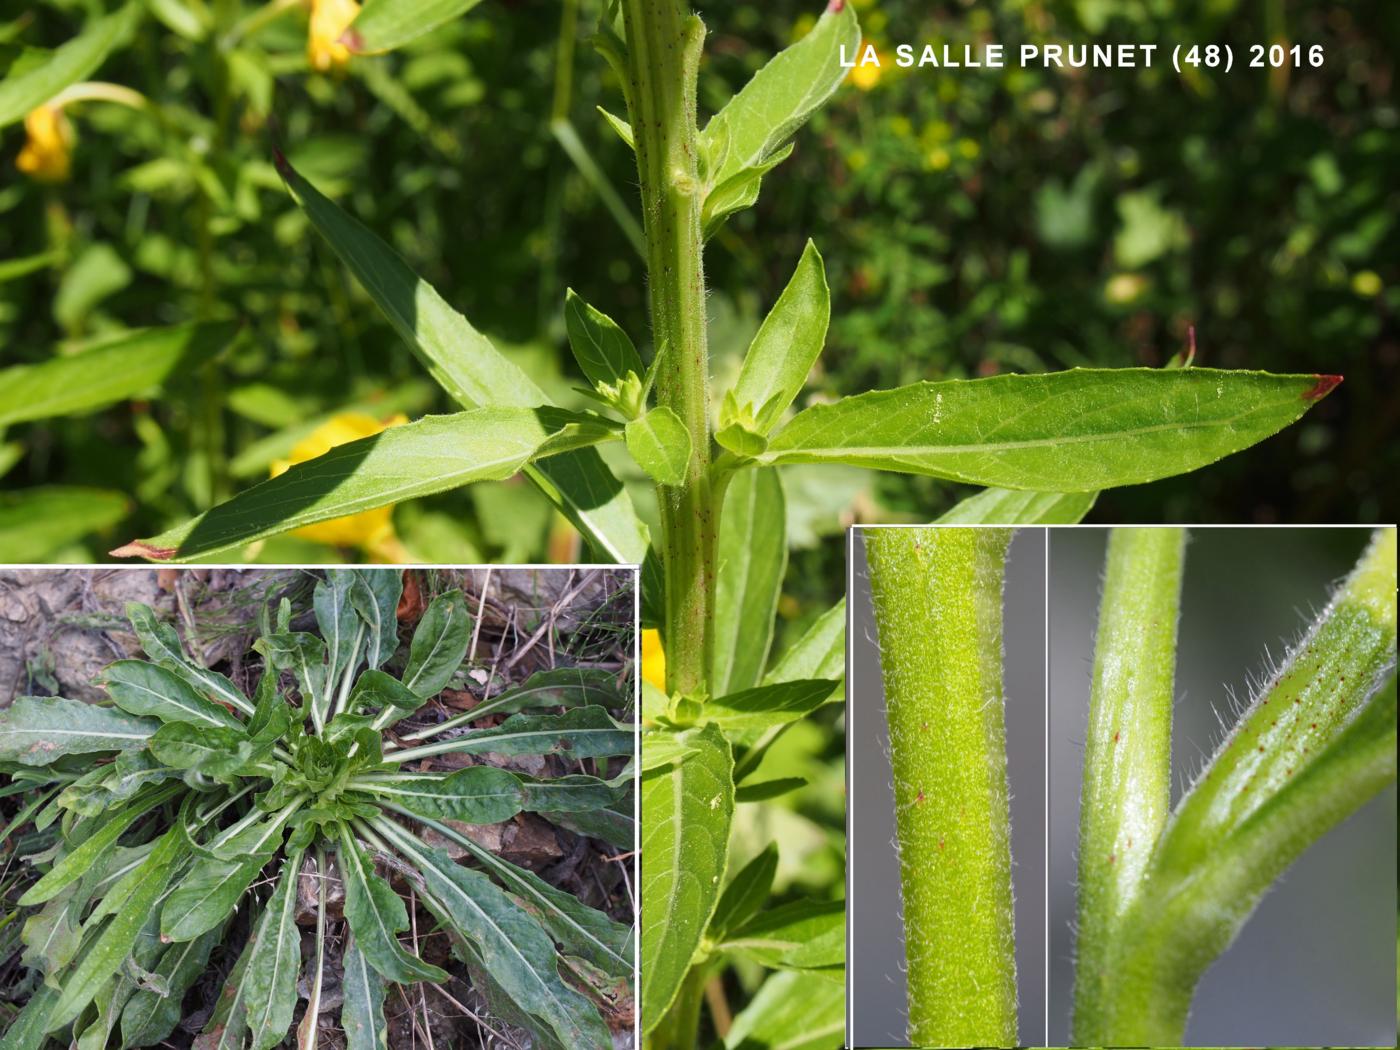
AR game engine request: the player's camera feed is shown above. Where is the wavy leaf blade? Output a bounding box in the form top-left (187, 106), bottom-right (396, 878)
top-left (0, 697), bottom-right (157, 766)
top-left (402, 588), bottom-right (471, 697)
top-left (113, 407), bottom-right (610, 561)
top-left (762, 368), bottom-right (1338, 491)
top-left (640, 724), bottom-right (733, 1034)
top-left (339, 830), bottom-right (448, 984)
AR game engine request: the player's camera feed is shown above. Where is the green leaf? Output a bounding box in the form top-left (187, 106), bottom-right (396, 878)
top-left (358, 766), bottom-right (524, 824)
top-left (0, 984), bottom-right (60, 1050)
top-left (0, 3), bottom-right (141, 128)
top-left (0, 696), bottom-right (157, 767)
top-left (348, 668), bottom-right (421, 715)
top-left (734, 776), bottom-right (807, 803)
top-left (712, 467), bottom-right (787, 697)
top-left (728, 241), bottom-right (829, 434)
top-left (596, 105), bottom-right (633, 149)
top-left (48, 828), bottom-right (184, 1030)
top-left (277, 154), bottom-right (652, 571)
top-left (625, 406), bottom-right (691, 487)
top-left (255, 631), bottom-right (329, 717)
top-left (341, 938), bottom-right (389, 1050)
top-left (403, 588), bottom-right (471, 697)
top-left (564, 289), bottom-right (646, 396)
top-left (701, 144), bottom-right (793, 239)
top-left (419, 707), bottom-right (633, 760)
top-left (346, 0), bottom-right (485, 53)
top-left (0, 322), bottom-right (237, 428)
top-left (316, 569), bottom-right (363, 708)
top-left (414, 814), bottom-right (633, 978)
top-left (381, 827), bottom-right (612, 1049)
top-left (640, 724), bottom-right (733, 1033)
top-left (125, 603), bottom-right (254, 716)
top-left (519, 773), bottom-right (620, 814)
top-left (101, 660), bottom-right (243, 729)
top-left (936, 487), bottom-right (1098, 524)
top-left (708, 844), bottom-right (777, 941)
top-left (700, 679), bottom-right (836, 734)
top-left (149, 723), bottom-right (268, 778)
top-left (0, 486), bottom-right (129, 561)
top-left (240, 857), bottom-right (305, 1050)
top-left (113, 407), bottom-right (612, 561)
top-left (161, 851), bottom-right (271, 942)
top-left (761, 368), bottom-right (1338, 491)
top-left (122, 925), bottom-right (223, 1046)
top-left (762, 598), bottom-right (845, 686)
top-left (700, 1), bottom-right (859, 190)
top-left (541, 796), bottom-right (635, 849)
top-left (339, 828), bottom-right (449, 984)
top-left (350, 570), bottom-right (404, 670)
top-left (723, 969), bottom-right (845, 1050)
top-left (720, 898), bottom-right (844, 971)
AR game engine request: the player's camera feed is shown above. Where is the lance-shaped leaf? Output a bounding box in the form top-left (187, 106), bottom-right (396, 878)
top-left (113, 407), bottom-right (611, 561)
top-left (762, 597), bottom-right (845, 686)
top-left (0, 696), bottom-right (157, 766)
top-left (275, 154), bottom-right (652, 573)
top-left (121, 924), bottom-right (223, 1046)
top-left (396, 666), bottom-right (624, 744)
top-left (381, 826), bottom-right (612, 1049)
top-left (625, 406), bottom-right (691, 487)
top-left (708, 845), bottom-right (778, 942)
top-left (543, 795), bottom-right (635, 849)
top-left (124, 603), bottom-right (254, 716)
top-left (256, 630), bottom-right (329, 716)
top-left (162, 812), bottom-right (288, 940)
top-left (345, 0), bottom-right (486, 54)
top-left (701, 679), bottom-right (837, 734)
top-left (240, 856), bottom-right (306, 1050)
top-left (936, 487), bottom-right (1098, 525)
top-left (727, 241), bottom-right (829, 435)
top-left (348, 668), bottom-right (421, 717)
top-left (403, 588), bottom-right (471, 697)
top-left (339, 828), bottom-right (448, 984)
top-left (47, 828), bottom-right (184, 1030)
top-left (0, 984), bottom-right (60, 1050)
top-left (0, 3), bottom-right (142, 128)
top-left (341, 937), bottom-right (389, 1050)
top-left (406, 707), bottom-right (633, 760)
top-left (0, 322), bottom-right (238, 427)
top-left (519, 773), bottom-right (621, 814)
top-left (351, 570), bottom-right (403, 670)
top-left (723, 970), bottom-right (845, 1050)
top-left (759, 368), bottom-right (1341, 491)
top-left (712, 467), bottom-right (787, 697)
top-left (316, 569), bottom-right (363, 704)
top-left (101, 660), bottom-right (243, 729)
top-left (565, 289), bottom-right (645, 396)
top-left (719, 898), bottom-right (844, 971)
top-left (19, 786), bottom-right (178, 906)
top-left (640, 724), bottom-right (733, 1034)
top-left (410, 812), bottom-right (633, 978)
top-left (357, 766), bottom-right (524, 824)
top-left (700, 1), bottom-right (859, 190)
top-left (702, 145), bottom-right (793, 240)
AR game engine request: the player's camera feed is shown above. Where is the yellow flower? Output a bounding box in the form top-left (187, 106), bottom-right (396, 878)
top-left (271, 411), bottom-right (409, 559)
top-left (848, 46), bottom-right (889, 91)
top-left (307, 0), bottom-right (361, 72)
top-left (641, 629), bottom-right (667, 692)
top-left (16, 105), bottom-right (74, 183)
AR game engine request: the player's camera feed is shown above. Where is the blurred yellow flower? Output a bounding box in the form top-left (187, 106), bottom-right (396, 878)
top-left (271, 411), bottom-right (409, 560)
top-left (16, 105), bottom-right (73, 183)
top-left (308, 0), bottom-right (361, 72)
top-left (1105, 273), bottom-right (1150, 304)
top-left (641, 629), bottom-right (666, 692)
top-left (1351, 270), bottom-right (1382, 298)
top-left (849, 51), bottom-right (886, 91)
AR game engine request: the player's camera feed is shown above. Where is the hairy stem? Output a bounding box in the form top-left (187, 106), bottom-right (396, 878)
top-left (619, 0), bottom-right (715, 697)
top-left (1080, 526), bottom-right (1398, 1046)
top-left (865, 527), bottom-right (1017, 1047)
top-left (1073, 527), bottom-right (1185, 1037)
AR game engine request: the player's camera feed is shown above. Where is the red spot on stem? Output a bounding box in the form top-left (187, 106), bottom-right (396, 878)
top-left (1302, 375), bottom-right (1342, 401)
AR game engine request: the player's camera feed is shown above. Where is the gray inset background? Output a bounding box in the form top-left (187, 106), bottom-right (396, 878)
top-left (1048, 527), bottom-right (1397, 1047)
top-left (849, 528), bottom-right (1046, 1048)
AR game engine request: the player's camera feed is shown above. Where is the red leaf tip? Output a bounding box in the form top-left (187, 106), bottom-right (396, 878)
top-left (110, 541), bottom-right (177, 561)
top-left (827, 0), bottom-right (845, 11)
top-left (1302, 374), bottom-right (1343, 402)
top-left (272, 146), bottom-right (291, 178)
top-left (338, 28), bottom-right (364, 52)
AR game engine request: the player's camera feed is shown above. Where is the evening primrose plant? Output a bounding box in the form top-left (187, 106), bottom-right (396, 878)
top-left (0, 569), bottom-right (635, 1049)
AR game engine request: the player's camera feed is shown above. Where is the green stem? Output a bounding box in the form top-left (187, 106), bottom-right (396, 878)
top-left (865, 527), bottom-right (1017, 1047)
top-left (619, 0), bottom-right (715, 698)
top-left (1080, 527), bottom-right (1398, 1046)
top-left (1073, 527), bottom-right (1184, 1038)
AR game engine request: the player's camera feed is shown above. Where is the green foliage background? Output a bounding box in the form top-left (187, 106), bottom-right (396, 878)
top-left (1, 0), bottom-right (1395, 580)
